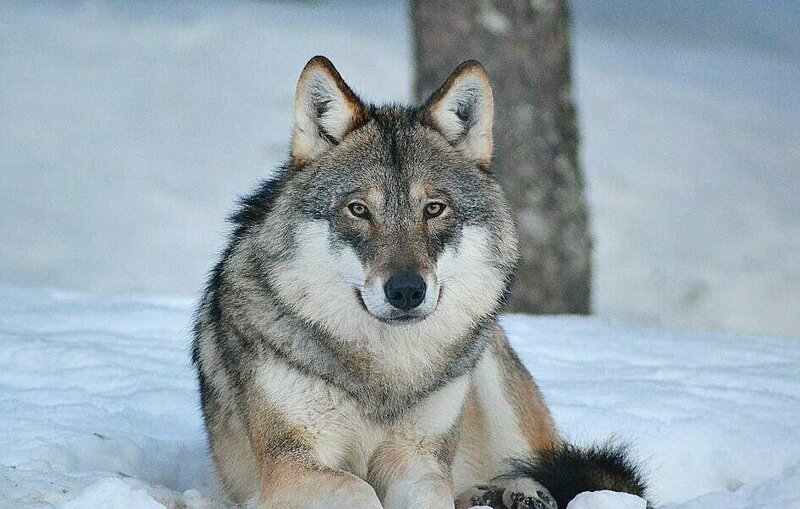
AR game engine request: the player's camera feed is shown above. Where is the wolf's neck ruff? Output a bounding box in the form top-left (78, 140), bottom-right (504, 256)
top-left (192, 56), bottom-right (648, 509)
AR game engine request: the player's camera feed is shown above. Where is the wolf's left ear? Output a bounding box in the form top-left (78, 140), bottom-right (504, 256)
top-left (292, 56), bottom-right (367, 166)
top-left (421, 60), bottom-right (494, 168)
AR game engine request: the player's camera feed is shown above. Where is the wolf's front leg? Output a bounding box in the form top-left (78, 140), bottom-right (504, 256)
top-left (240, 386), bottom-right (382, 509)
top-left (370, 376), bottom-right (469, 509)
top-left (256, 459), bottom-right (382, 509)
top-left (371, 445), bottom-right (455, 509)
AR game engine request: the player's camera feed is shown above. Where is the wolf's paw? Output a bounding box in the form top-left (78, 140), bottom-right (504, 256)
top-left (456, 479), bottom-right (557, 509)
top-left (455, 484), bottom-right (505, 509)
top-left (501, 478), bottom-right (557, 509)
top-left (504, 489), bottom-right (556, 509)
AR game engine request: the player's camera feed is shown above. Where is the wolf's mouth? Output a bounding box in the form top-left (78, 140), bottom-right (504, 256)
top-left (354, 288), bottom-right (432, 325)
top-left (383, 314), bottom-right (425, 325)
top-left (354, 288), bottom-right (370, 313)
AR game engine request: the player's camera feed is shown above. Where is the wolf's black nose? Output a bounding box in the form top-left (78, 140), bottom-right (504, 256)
top-left (384, 273), bottom-right (426, 311)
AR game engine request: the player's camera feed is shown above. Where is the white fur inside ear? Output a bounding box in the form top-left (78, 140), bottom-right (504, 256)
top-left (429, 72), bottom-right (494, 165)
top-left (293, 66), bottom-right (359, 162)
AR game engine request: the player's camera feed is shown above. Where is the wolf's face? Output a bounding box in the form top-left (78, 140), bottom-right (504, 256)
top-left (248, 58), bottom-right (517, 340)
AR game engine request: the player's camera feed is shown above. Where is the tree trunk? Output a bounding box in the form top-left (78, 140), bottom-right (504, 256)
top-left (412, 0), bottom-right (591, 314)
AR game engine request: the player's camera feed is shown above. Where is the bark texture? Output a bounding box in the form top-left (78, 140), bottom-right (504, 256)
top-left (412, 0), bottom-right (591, 314)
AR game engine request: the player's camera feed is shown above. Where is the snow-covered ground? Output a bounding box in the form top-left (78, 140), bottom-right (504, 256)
top-left (1, 1), bottom-right (798, 337)
top-left (1, 287), bottom-right (799, 508)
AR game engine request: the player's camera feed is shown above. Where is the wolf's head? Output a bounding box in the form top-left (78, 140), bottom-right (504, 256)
top-left (235, 56), bottom-right (518, 341)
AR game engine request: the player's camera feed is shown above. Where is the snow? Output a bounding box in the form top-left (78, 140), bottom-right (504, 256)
top-left (59, 478), bottom-right (165, 509)
top-left (1, 1), bottom-right (799, 336)
top-left (1, 287), bottom-right (799, 508)
top-left (566, 490), bottom-right (647, 509)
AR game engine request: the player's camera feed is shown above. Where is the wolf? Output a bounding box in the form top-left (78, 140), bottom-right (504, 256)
top-left (192, 56), bottom-right (648, 509)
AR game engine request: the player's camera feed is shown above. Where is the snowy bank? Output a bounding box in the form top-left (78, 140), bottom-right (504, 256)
top-left (1, 287), bottom-right (798, 508)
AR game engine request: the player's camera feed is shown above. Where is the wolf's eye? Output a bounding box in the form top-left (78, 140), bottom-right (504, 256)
top-left (424, 202), bottom-right (446, 219)
top-left (347, 202), bottom-right (370, 219)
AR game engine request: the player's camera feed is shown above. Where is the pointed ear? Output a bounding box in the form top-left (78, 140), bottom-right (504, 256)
top-left (292, 56), bottom-right (367, 166)
top-left (421, 60), bottom-right (494, 168)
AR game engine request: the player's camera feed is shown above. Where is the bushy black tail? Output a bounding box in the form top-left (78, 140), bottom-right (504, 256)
top-left (500, 442), bottom-right (650, 508)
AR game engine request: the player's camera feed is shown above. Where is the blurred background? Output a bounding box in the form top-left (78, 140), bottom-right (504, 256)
top-left (1, 0), bottom-right (798, 337)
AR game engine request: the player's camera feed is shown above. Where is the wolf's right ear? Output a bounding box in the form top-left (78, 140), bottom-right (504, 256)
top-left (421, 60), bottom-right (494, 169)
top-left (291, 56), bottom-right (367, 166)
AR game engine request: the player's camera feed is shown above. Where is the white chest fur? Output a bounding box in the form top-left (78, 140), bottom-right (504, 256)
top-left (255, 356), bottom-right (470, 478)
top-left (255, 357), bottom-right (381, 473)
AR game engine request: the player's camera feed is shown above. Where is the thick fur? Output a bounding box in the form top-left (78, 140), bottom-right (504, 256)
top-left (192, 56), bottom-right (648, 509)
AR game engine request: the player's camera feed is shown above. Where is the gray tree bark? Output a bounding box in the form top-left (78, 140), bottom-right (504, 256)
top-left (412, 0), bottom-right (591, 314)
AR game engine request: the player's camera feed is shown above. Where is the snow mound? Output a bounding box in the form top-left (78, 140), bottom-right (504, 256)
top-left (59, 478), bottom-right (163, 509)
top-left (1, 287), bottom-right (799, 508)
top-left (566, 490), bottom-right (647, 509)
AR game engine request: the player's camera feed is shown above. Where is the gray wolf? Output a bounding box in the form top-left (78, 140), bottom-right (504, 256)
top-left (192, 56), bottom-right (647, 509)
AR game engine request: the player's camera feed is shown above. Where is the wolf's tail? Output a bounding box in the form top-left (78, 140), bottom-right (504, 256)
top-left (500, 441), bottom-right (650, 508)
